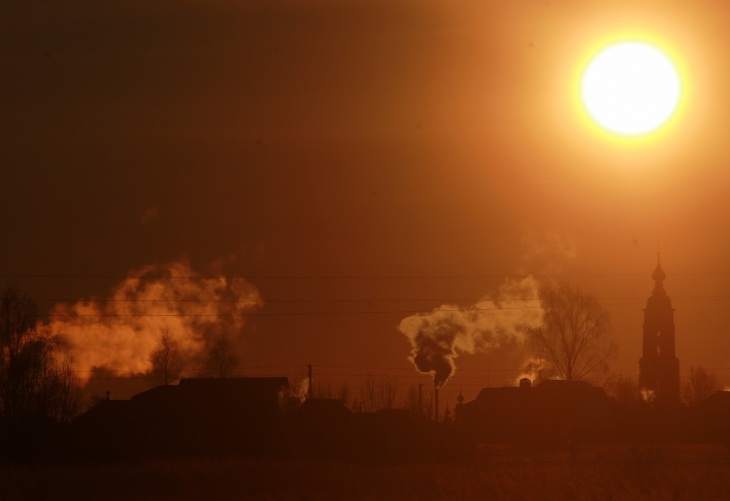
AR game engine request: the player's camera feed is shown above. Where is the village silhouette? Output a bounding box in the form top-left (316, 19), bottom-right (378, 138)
top-left (0, 260), bottom-right (722, 465)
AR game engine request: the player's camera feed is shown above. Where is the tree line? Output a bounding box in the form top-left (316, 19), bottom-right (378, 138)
top-left (0, 285), bottom-right (82, 428)
top-left (0, 280), bottom-right (724, 434)
top-left (0, 284), bottom-right (244, 434)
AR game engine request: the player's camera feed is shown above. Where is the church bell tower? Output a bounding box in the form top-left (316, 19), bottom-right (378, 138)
top-left (638, 255), bottom-right (680, 404)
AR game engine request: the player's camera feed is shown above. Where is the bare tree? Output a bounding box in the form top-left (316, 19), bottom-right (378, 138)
top-left (337, 381), bottom-right (351, 407)
top-left (204, 337), bottom-right (239, 378)
top-left (40, 354), bottom-right (83, 423)
top-left (1, 285), bottom-right (46, 422)
top-left (311, 379), bottom-right (351, 407)
top-left (682, 366), bottom-right (721, 408)
top-left (525, 281), bottom-right (616, 382)
top-left (360, 373), bottom-right (400, 412)
top-left (2, 334), bottom-right (52, 422)
top-left (0, 285), bottom-right (83, 424)
top-left (377, 374), bottom-right (399, 410)
top-left (149, 327), bottom-right (184, 386)
top-left (403, 384), bottom-right (421, 413)
top-left (1, 285), bottom-right (39, 386)
top-left (361, 373), bottom-right (379, 412)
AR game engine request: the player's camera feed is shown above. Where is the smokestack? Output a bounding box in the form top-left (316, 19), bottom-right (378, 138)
top-left (434, 387), bottom-right (439, 423)
top-left (308, 364), bottom-right (313, 400)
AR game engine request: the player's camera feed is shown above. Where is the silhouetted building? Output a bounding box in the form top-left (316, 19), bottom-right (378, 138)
top-left (688, 390), bottom-right (730, 446)
top-left (74, 377), bottom-right (289, 459)
top-left (454, 389), bottom-right (465, 424)
top-left (458, 379), bottom-right (617, 447)
top-left (639, 256), bottom-right (680, 404)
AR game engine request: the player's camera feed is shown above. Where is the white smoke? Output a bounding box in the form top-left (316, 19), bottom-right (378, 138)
top-left (520, 230), bottom-right (577, 276)
top-left (514, 357), bottom-right (546, 386)
top-left (398, 276), bottom-right (544, 388)
top-left (47, 259), bottom-right (262, 379)
top-left (640, 388), bottom-right (656, 403)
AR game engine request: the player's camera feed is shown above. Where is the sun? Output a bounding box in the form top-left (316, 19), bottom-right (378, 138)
top-left (581, 42), bottom-right (681, 136)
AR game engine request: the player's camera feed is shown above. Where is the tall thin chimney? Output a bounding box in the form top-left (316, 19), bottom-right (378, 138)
top-left (308, 364), bottom-right (313, 400)
top-left (434, 387), bottom-right (439, 423)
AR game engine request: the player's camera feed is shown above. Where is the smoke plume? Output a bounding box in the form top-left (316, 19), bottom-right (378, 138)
top-left (47, 259), bottom-right (262, 379)
top-left (398, 276), bottom-right (543, 388)
top-left (520, 230), bottom-right (577, 276)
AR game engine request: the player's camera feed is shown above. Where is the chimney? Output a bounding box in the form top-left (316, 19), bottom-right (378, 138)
top-left (307, 364), bottom-right (313, 400)
top-left (418, 383), bottom-right (422, 415)
top-left (434, 387), bottom-right (439, 423)
top-left (519, 378), bottom-right (531, 390)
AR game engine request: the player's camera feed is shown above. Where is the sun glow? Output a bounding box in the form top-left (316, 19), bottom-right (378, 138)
top-left (581, 42), bottom-right (681, 136)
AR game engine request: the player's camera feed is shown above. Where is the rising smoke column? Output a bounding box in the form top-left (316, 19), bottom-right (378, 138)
top-left (398, 276), bottom-right (544, 388)
top-left (47, 260), bottom-right (262, 379)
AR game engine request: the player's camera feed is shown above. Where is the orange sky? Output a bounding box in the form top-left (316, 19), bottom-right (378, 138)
top-left (3, 0), bottom-right (730, 402)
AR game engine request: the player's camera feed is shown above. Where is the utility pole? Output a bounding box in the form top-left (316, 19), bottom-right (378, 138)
top-left (307, 363), bottom-right (313, 400)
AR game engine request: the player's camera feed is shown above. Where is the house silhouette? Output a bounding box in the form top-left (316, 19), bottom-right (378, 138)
top-left (74, 377), bottom-right (289, 459)
top-left (688, 390), bottom-right (730, 447)
top-left (457, 379), bottom-right (617, 447)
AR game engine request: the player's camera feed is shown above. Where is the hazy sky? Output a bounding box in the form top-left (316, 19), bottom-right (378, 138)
top-left (3, 0), bottom-right (730, 400)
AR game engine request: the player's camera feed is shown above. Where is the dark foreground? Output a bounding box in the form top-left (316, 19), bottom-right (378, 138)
top-left (1, 446), bottom-right (729, 501)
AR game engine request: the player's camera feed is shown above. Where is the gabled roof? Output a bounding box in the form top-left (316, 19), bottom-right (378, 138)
top-left (73, 399), bottom-right (132, 427)
top-left (179, 377), bottom-right (289, 394)
top-left (128, 377), bottom-right (289, 402)
top-left (696, 390), bottom-right (730, 412)
top-left (533, 379), bottom-right (608, 397)
top-left (463, 379), bottom-right (610, 411)
top-left (130, 383), bottom-right (178, 404)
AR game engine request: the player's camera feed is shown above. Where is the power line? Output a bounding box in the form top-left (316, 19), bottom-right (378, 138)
top-left (10, 296), bottom-right (689, 302)
top-left (39, 297), bottom-right (730, 318)
top-left (16, 294), bottom-right (730, 306)
top-left (6, 271), bottom-right (730, 280)
top-left (45, 306), bottom-right (546, 319)
top-left (68, 366), bottom-right (730, 377)
top-left (0, 273), bottom-right (600, 280)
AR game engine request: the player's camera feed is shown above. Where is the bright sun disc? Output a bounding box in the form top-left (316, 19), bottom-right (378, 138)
top-left (581, 42), bottom-right (681, 136)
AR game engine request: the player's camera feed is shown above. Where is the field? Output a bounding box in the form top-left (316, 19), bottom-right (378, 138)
top-left (1, 446), bottom-right (729, 500)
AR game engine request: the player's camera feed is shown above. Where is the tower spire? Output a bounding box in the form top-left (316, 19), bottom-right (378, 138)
top-left (639, 254), bottom-right (680, 404)
top-left (652, 252), bottom-right (666, 294)
top-left (652, 252), bottom-right (666, 282)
